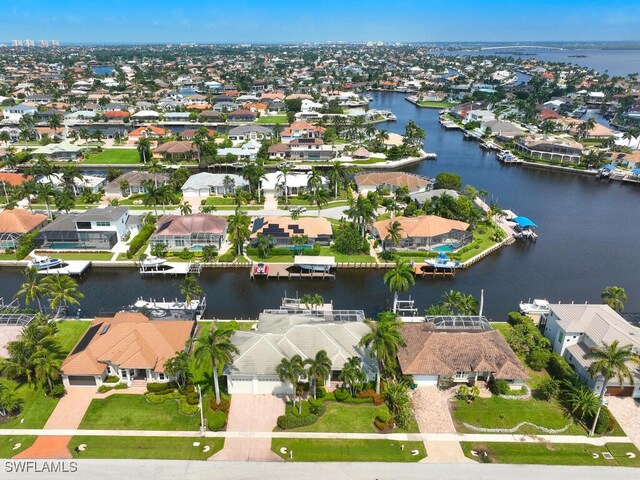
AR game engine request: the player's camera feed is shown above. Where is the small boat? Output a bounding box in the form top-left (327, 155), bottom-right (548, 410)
top-left (519, 298), bottom-right (551, 315)
top-left (140, 256), bottom-right (166, 268)
top-left (253, 262), bottom-right (269, 276)
top-left (425, 253), bottom-right (460, 270)
top-left (29, 255), bottom-right (63, 270)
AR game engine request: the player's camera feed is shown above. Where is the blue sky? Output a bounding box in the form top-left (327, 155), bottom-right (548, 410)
top-left (3, 0), bottom-right (640, 44)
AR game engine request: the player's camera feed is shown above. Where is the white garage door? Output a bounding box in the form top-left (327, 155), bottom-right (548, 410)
top-left (413, 375), bottom-right (439, 387)
top-left (228, 376), bottom-right (254, 394)
top-left (254, 377), bottom-right (291, 395)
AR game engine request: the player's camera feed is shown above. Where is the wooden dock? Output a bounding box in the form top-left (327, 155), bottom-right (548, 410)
top-left (413, 264), bottom-right (455, 278)
top-left (35, 260), bottom-right (92, 277)
top-left (140, 261), bottom-right (201, 276)
top-left (250, 263), bottom-right (335, 280)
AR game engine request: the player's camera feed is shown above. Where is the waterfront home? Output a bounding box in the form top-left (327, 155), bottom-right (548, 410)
top-left (261, 171), bottom-right (328, 198)
top-left (409, 188), bottom-right (459, 205)
top-left (481, 120), bottom-right (525, 139)
top-left (153, 140), bottom-right (198, 161)
top-left (543, 304), bottom-right (640, 398)
top-left (60, 311), bottom-right (195, 387)
top-left (227, 109), bottom-right (257, 122)
top-left (2, 103), bottom-right (37, 122)
top-left (31, 141), bottom-right (83, 162)
top-left (37, 172), bottom-right (107, 195)
top-left (33, 206), bottom-right (130, 250)
top-left (515, 135), bottom-right (584, 163)
top-left (131, 110), bottom-right (161, 121)
top-left (128, 125), bottom-right (170, 141)
top-left (104, 171), bottom-right (170, 196)
top-left (465, 109), bottom-right (495, 123)
top-left (250, 216), bottom-right (332, 247)
top-left (224, 309), bottom-right (378, 394)
top-left (0, 172), bottom-right (33, 188)
top-left (372, 215), bottom-right (471, 251)
top-left (228, 125), bottom-right (273, 143)
top-left (151, 214), bottom-right (227, 251)
top-left (179, 128), bottom-right (217, 140)
top-left (398, 320), bottom-right (528, 388)
top-left (449, 101), bottom-right (490, 121)
top-left (607, 150), bottom-right (640, 170)
top-left (181, 172), bottom-right (247, 197)
top-left (0, 209), bottom-right (47, 249)
top-left (280, 121), bottom-right (325, 144)
top-left (354, 172), bottom-right (434, 195)
top-left (289, 138), bottom-right (336, 161)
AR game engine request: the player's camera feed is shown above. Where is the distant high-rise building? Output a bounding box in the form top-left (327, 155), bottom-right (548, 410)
top-left (40, 40), bottom-right (50, 47)
top-left (24, 39), bottom-right (34, 47)
top-left (12, 40), bottom-right (22, 47)
top-left (51, 40), bottom-right (60, 46)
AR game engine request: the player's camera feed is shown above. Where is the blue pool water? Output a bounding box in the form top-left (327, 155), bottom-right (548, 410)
top-left (433, 245), bottom-right (455, 253)
top-left (47, 243), bottom-right (85, 249)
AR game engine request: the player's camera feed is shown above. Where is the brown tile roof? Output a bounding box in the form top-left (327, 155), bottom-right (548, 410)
top-left (0, 173), bottom-right (32, 187)
top-left (61, 312), bottom-right (194, 376)
top-left (0, 209), bottom-right (47, 234)
top-left (154, 141), bottom-right (198, 154)
top-left (251, 216), bottom-right (332, 239)
top-left (154, 214), bottom-right (227, 236)
top-left (373, 215), bottom-right (469, 240)
top-left (355, 172), bottom-right (432, 191)
top-left (397, 324), bottom-right (528, 380)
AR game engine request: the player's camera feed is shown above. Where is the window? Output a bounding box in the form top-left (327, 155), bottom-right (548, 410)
top-left (157, 373), bottom-right (165, 381)
top-left (96, 221), bottom-right (111, 227)
top-left (557, 332), bottom-right (565, 344)
top-left (175, 239), bottom-right (185, 247)
top-left (455, 371), bottom-right (468, 379)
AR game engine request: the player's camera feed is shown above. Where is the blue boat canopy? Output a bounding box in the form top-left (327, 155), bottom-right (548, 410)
top-left (632, 168), bottom-right (640, 175)
top-left (601, 164), bottom-right (616, 170)
top-left (514, 216), bottom-right (538, 228)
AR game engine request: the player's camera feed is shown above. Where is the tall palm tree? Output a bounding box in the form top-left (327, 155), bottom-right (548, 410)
top-left (41, 274), bottom-right (84, 314)
top-left (347, 196), bottom-right (376, 236)
top-left (561, 378), bottom-right (599, 422)
top-left (48, 114), bottom-right (62, 135)
top-left (227, 208), bottom-right (251, 256)
top-left (276, 355), bottom-right (305, 410)
top-left (178, 275), bottom-right (203, 304)
top-left (137, 137), bottom-right (152, 163)
top-left (339, 356), bottom-right (366, 396)
top-left (358, 311), bottom-right (406, 383)
top-left (190, 326), bottom-right (239, 404)
top-left (141, 180), bottom-right (164, 217)
top-left (309, 188), bottom-right (329, 216)
top-left (277, 165), bottom-right (293, 205)
top-left (383, 259), bottom-right (415, 313)
top-left (441, 290), bottom-right (465, 314)
top-left (32, 349), bottom-right (61, 390)
top-left (304, 350), bottom-right (332, 399)
top-left (458, 293), bottom-right (480, 315)
top-left (384, 220), bottom-right (403, 251)
top-left (306, 167), bottom-right (323, 195)
top-left (327, 161), bottom-right (346, 198)
top-left (601, 286), bottom-right (627, 312)
top-left (584, 340), bottom-right (640, 436)
top-left (14, 267), bottom-right (45, 313)
top-left (178, 201), bottom-right (192, 216)
top-left (34, 182), bottom-right (54, 219)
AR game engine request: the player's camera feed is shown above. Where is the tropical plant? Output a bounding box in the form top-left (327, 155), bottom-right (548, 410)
top-left (339, 356), bottom-right (366, 396)
top-left (164, 351), bottom-right (192, 389)
top-left (300, 293), bottom-right (324, 310)
top-left (304, 350), bottom-right (332, 399)
top-left (309, 188), bottom-right (329, 216)
top-left (201, 244), bottom-right (218, 262)
top-left (601, 286), bottom-right (627, 312)
top-left (276, 355), bottom-right (305, 410)
top-left (560, 378), bottom-right (599, 422)
top-left (0, 382), bottom-right (22, 417)
top-left (256, 233), bottom-right (273, 259)
top-left (383, 259), bottom-right (415, 313)
top-left (14, 267), bottom-right (45, 313)
top-left (41, 275), bottom-right (84, 314)
top-left (227, 208), bottom-right (251, 256)
top-left (277, 165), bottom-right (294, 204)
top-left (384, 220), bottom-right (403, 251)
top-left (34, 182), bottom-right (54, 219)
top-left (178, 275), bottom-right (203, 304)
top-left (190, 326), bottom-right (238, 404)
top-left (359, 311), bottom-right (406, 378)
top-left (137, 137), bottom-right (152, 163)
top-left (383, 380), bottom-right (412, 428)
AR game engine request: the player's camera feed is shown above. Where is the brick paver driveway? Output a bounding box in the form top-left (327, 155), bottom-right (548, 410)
top-left (606, 397), bottom-right (640, 449)
top-left (211, 394), bottom-right (285, 461)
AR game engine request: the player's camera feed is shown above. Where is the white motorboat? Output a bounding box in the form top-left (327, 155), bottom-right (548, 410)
top-left (140, 256), bottom-right (166, 268)
top-left (519, 299), bottom-right (550, 315)
top-left (425, 253), bottom-right (460, 270)
top-left (29, 255), bottom-right (63, 270)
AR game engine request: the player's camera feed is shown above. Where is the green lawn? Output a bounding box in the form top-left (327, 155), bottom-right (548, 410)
top-left (272, 439), bottom-right (426, 462)
top-left (318, 246), bottom-right (375, 263)
top-left (55, 320), bottom-right (91, 355)
top-left (461, 441), bottom-right (640, 467)
top-left (417, 101), bottom-right (457, 108)
top-left (69, 436), bottom-right (223, 460)
top-left (37, 252), bottom-right (113, 261)
top-left (248, 254), bottom-right (295, 263)
top-left (0, 435), bottom-right (37, 458)
top-left (353, 157), bottom-right (387, 165)
top-left (256, 115), bottom-right (288, 124)
top-left (82, 149), bottom-right (141, 165)
top-left (450, 224), bottom-right (500, 263)
top-left (0, 381), bottom-right (60, 429)
top-left (203, 197), bottom-right (240, 206)
top-left (78, 394), bottom-right (200, 431)
top-left (0, 253), bottom-right (19, 260)
top-left (452, 395), bottom-right (585, 435)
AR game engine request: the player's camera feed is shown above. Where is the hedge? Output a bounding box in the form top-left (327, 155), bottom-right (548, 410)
top-left (355, 389), bottom-right (384, 406)
top-left (334, 388), bottom-right (350, 402)
top-left (127, 223), bottom-right (156, 258)
top-left (206, 410), bottom-right (227, 431)
top-left (209, 398), bottom-right (230, 414)
top-left (547, 353), bottom-right (579, 383)
top-left (276, 405), bottom-right (326, 430)
top-left (147, 381), bottom-right (177, 393)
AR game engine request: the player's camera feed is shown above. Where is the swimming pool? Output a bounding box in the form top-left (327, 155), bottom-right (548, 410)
top-left (46, 242), bottom-right (86, 249)
top-left (433, 245), bottom-right (456, 253)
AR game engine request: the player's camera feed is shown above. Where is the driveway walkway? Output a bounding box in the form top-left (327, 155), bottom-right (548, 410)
top-left (210, 394), bottom-right (285, 461)
top-left (606, 397), bottom-right (640, 449)
top-left (410, 387), bottom-right (472, 464)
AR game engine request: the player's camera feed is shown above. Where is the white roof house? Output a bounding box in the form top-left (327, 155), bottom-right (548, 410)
top-left (181, 173), bottom-right (248, 197)
top-left (261, 171), bottom-right (327, 196)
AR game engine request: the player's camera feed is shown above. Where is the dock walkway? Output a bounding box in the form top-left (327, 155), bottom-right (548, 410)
top-left (35, 260), bottom-right (92, 276)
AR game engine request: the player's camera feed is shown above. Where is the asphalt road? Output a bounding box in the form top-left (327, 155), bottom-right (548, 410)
top-left (1, 460), bottom-right (635, 480)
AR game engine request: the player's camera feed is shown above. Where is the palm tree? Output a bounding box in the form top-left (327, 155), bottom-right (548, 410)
top-left (458, 293), bottom-right (480, 315)
top-left (32, 349), bottom-right (61, 390)
top-left (601, 286), bottom-right (627, 312)
top-left (179, 202), bottom-right (192, 216)
top-left (164, 351), bottom-right (192, 389)
top-left (347, 196), bottom-right (377, 236)
top-left (276, 355), bottom-right (305, 410)
top-left (277, 165), bottom-right (294, 204)
top-left (358, 311), bottom-right (406, 381)
top-left (306, 167), bottom-right (323, 195)
top-left (256, 233), bottom-right (273, 259)
top-left (309, 188), bottom-right (329, 216)
top-left (190, 326), bottom-right (239, 404)
top-left (384, 220), bottom-right (403, 251)
top-left (339, 356), bottom-right (366, 396)
top-left (34, 182), bottom-right (54, 219)
top-left (561, 378), bottom-right (599, 422)
top-left (441, 290), bottom-right (465, 314)
top-left (14, 267), bottom-right (45, 313)
top-left (0, 131), bottom-right (10, 146)
top-left (48, 114), bottom-right (62, 135)
top-left (78, 127), bottom-right (89, 145)
top-left (60, 165), bottom-right (83, 195)
top-left (327, 161), bottom-right (346, 198)
top-left (178, 275), bottom-right (203, 304)
top-left (141, 180), bottom-right (164, 217)
top-left (305, 350), bottom-right (332, 399)
top-left (584, 340), bottom-right (640, 436)
top-left (383, 259), bottom-right (415, 313)
top-left (137, 137), bottom-right (152, 163)
top-left (41, 274), bottom-right (84, 315)
top-left (227, 208), bottom-right (251, 256)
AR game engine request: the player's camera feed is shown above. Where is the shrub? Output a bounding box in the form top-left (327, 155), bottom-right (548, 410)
top-left (589, 407), bottom-right (615, 435)
top-left (127, 223), bottom-right (156, 259)
top-left (47, 383), bottom-right (66, 398)
top-left (356, 389), bottom-right (384, 406)
top-left (104, 375), bottom-right (120, 383)
top-left (15, 230), bottom-right (37, 260)
top-left (276, 406), bottom-right (325, 430)
top-left (334, 388), bottom-right (351, 402)
top-left (534, 377), bottom-right (559, 401)
top-left (178, 385), bottom-right (196, 395)
top-left (376, 410), bottom-right (390, 423)
top-left (147, 381), bottom-right (177, 393)
top-left (114, 383), bottom-right (128, 390)
top-left (527, 348), bottom-right (551, 371)
top-left (315, 386), bottom-right (326, 398)
top-left (489, 379), bottom-right (510, 395)
top-left (207, 410), bottom-right (227, 431)
top-left (547, 353), bottom-right (579, 383)
top-left (97, 385), bottom-right (112, 393)
top-left (185, 391), bottom-right (199, 406)
top-left (209, 398), bottom-right (230, 414)
top-left (218, 252), bottom-right (236, 262)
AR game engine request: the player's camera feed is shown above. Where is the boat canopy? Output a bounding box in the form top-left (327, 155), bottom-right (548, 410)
top-left (514, 216), bottom-right (538, 228)
top-left (601, 164), bottom-right (616, 171)
top-left (293, 255), bottom-right (335, 267)
top-left (632, 168), bottom-right (640, 175)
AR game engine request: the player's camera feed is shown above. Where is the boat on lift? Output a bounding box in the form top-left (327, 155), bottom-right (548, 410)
top-left (519, 298), bottom-right (551, 315)
top-left (29, 255), bottom-right (63, 270)
top-left (425, 253), bottom-right (460, 270)
top-left (140, 256), bottom-right (167, 269)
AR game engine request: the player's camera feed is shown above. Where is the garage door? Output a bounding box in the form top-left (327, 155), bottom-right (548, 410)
top-left (229, 376), bottom-right (253, 394)
top-left (255, 377), bottom-right (291, 395)
top-left (606, 386), bottom-right (634, 396)
top-left (67, 375), bottom-right (97, 386)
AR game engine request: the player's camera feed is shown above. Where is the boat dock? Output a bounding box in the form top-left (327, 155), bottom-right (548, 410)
top-left (250, 263), bottom-right (336, 280)
top-left (413, 264), bottom-right (456, 278)
top-left (35, 260), bottom-right (92, 276)
top-left (139, 260), bottom-right (203, 276)
top-left (439, 118), bottom-right (462, 130)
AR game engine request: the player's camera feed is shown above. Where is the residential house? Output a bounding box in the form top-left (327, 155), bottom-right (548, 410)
top-left (228, 125), bottom-right (273, 143)
top-left (181, 172), bottom-right (248, 197)
top-left (515, 135), bottom-right (584, 163)
top-left (104, 171), bottom-right (170, 196)
top-left (354, 172), bottom-right (433, 195)
top-left (251, 216), bottom-right (332, 247)
top-left (154, 141), bottom-right (198, 161)
top-left (131, 110), bottom-right (161, 121)
top-left (224, 309), bottom-right (378, 394)
top-left (409, 189), bottom-right (460, 205)
top-left (398, 320), bottom-right (527, 388)
top-left (466, 109), bottom-right (495, 123)
top-left (0, 209), bottom-right (48, 249)
top-left (2, 103), bottom-right (37, 122)
top-left (543, 304), bottom-right (640, 398)
top-left (128, 125), bottom-right (171, 141)
top-left (60, 312), bottom-right (195, 387)
top-left (151, 214), bottom-right (227, 251)
top-left (261, 171), bottom-right (327, 198)
top-left (31, 141), bottom-right (83, 162)
top-left (0, 172), bottom-right (33, 188)
top-left (372, 215), bottom-right (471, 251)
top-left (227, 110), bottom-right (257, 122)
top-left (280, 121), bottom-right (325, 144)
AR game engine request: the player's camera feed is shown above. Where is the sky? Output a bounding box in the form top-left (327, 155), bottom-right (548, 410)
top-left (2, 0), bottom-right (640, 44)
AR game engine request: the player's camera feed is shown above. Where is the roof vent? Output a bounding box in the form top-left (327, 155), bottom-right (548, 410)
top-left (100, 324), bottom-right (110, 335)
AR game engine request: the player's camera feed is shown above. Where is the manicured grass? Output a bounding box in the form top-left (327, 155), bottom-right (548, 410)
top-left (0, 380), bottom-right (60, 429)
top-left (461, 441), bottom-right (640, 467)
top-left (55, 320), bottom-right (91, 355)
top-left (0, 253), bottom-right (19, 260)
top-left (450, 224), bottom-right (500, 263)
top-left (256, 115), bottom-right (288, 124)
top-left (417, 101), bottom-right (457, 108)
top-left (353, 157), bottom-right (387, 165)
top-left (203, 197), bottom-right (240, 206)
top-left (272, 439), bottom-right (426, 462)
top-left (69, 436), bottom-right (223, 460)
top-left (0, 435), bottom-right (37, 458)
top-left (78, 394), bottom-right (200, 431)
top-left (82, 149), bottom-right (141, 164)
top-left (37, 252), bottom-right (114, 261)
top-left (452, 395), bottom-right (585, 435)
top-left (248, 254), bottom-right (295, 263)
top-left (318, 246), bottom-right (375, 263)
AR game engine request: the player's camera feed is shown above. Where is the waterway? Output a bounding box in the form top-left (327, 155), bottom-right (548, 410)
top-left (1, 92), bottom-right (639, 319)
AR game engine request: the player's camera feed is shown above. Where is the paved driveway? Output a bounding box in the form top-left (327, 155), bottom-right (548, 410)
top-left (211, 394), bottom-right (285, 462)
top-left (606, 396), bottom-right (640, 449)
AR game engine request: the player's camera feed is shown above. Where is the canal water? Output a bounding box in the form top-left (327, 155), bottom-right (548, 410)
top-left (1, 92), bottom-right (639, 319)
